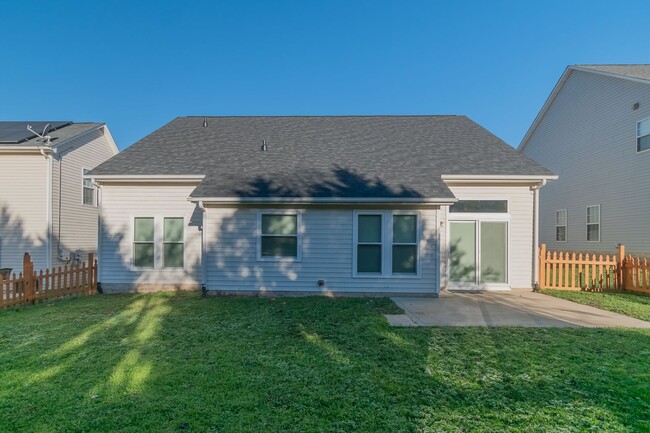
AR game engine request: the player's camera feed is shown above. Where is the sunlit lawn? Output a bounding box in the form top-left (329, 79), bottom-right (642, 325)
top-left (543, 289), bottom-right (650, 322)
top-left (1, 293), bottom-right (649, 433)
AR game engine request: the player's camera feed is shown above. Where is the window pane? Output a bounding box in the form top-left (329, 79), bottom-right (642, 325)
top-left (556, 226), bottom-right (566, 242)
top-left (134, 243), bottom-right (154, 267)
top-left (134, 218), bottom-right (154, 241)
top-left (83, 188), bottom-right (94, 205)
top-left (392, 245), bottom-right (416, 274)
top-left (587, 207), bottom-right (600, 224)
top-left (164, 243), bottom-right (184, 268)
top-left (556, 210), bottom-right (566, 225)
top-left (587, 224), bottom-right (600, 242)
top-left (83, 178), bottom-right (93, 188)
top-left (262, 215), bottom-right (297, 235)
top-left (358, 215), bottom-right (382, 243)
top-left (449, 222), bottom-right (476, 282)
top-left (638, 135), bottom-right (650, 152)
top-left (480, 222), bottom-right (507, 284)
top-left (357, 245), bottom-right (382, 273)
top-left (449, 200), bottom-right (508, 213)
top-left (638, 118), bottom-right (650, 137)
top-left (164, 218), bottom-right (184, 242)
top-left (261, 236), bottom-right (297, 257)
top-left (393, 215), bottom-right (416, 243)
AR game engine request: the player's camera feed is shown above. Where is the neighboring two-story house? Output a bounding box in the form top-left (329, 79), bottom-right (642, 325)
top-left (0, 121), bottom-right (119, 273)
top-left (520, 65), bottom-right (650, 254)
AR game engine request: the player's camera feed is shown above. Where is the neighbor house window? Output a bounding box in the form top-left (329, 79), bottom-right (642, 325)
top-left (392, 215), bottom-right (417, 274)
top-left (357, 214), bottom-right (383, 273)
top-left (586, 205), bottom-right (600, 242)
top-left (82, 168), bottom-right (96, 206)
top-left (637, 118), bottom-right (650, 152)
top-left (354, 212), bottom-right (419, 276)
top-left (259, 213), bottom-right (299, 259)
top-left (163, 218), bottom-right (184, 268)
top-left (449, 200), bottom-right (508, 213)
top-left (555, 210), bottom-right (567, 242)
top-left (134, 217), bottom-right (154, 268)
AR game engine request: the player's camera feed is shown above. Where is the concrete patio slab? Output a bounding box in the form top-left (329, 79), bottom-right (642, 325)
top-left (389, 291), bottom-right (650, 328)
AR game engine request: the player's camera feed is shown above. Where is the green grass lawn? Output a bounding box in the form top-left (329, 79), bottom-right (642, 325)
top-left (543, 289), bottom-right (650, 322)
top-left (1, 293), bottom-right (649, 433)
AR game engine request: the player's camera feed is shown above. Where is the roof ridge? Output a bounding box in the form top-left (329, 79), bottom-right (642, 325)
top-left (180, 114), bottom-right (463, 119)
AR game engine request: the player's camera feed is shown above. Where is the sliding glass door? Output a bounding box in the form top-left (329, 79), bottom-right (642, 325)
top-left (449, 220), bottom-right (508, 287)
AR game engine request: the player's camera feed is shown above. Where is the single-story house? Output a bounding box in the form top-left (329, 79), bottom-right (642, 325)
top-left (87, 116), bottom-right (555, 296)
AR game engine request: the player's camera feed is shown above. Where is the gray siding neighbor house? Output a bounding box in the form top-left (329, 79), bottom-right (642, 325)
top-left (0, 121), bottom-right (119, 273)
top-left (520, 65), bottom-right (650, 254)
top-left (88, 116), bottom-right (555, 296)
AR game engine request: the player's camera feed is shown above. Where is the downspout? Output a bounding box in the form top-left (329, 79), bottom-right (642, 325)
top-left (531, 179), bottom-right (547, 289)
top-left (93, 179), bottom-right (103, 289)
top-left (197, 200), bottom-right (207, 294)
top-left (40, 147), bottom-right (53, 270)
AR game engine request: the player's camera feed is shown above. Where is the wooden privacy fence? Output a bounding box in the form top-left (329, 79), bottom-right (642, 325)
top-left (539, 244), bottom-right (650, 293)
top-left (1, 253), bottom-right (97, 308)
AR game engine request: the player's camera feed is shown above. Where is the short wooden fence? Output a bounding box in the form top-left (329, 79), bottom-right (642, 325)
top-left (1, 252), bottom-right (97, 308)
top-left (539, 244), bottom-right (650, 293)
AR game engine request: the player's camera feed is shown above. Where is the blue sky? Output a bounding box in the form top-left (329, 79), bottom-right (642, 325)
top-left (2, 1), bottom-right (649, 150)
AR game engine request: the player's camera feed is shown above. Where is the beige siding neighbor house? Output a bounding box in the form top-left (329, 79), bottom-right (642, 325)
top-left (520, 65), bottom-right (650, 254)
top-left (0, 121), bottom-right (119, 273)
top-left (88, 116), bottom-right (554, 295)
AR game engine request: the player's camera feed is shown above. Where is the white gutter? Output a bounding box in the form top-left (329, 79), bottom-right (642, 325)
top-left (94, 179), bottom-right (103, 285)
top-left (40, 147), bottom-right (53, 270)
top-left (441, 174), bottom-right (558, 181)
top-left (531, 179), bottom-right (547, 288)
top-left (188, 196), bottom-right (457, 205)
top-left (88, 174), bottom-right (206, 181)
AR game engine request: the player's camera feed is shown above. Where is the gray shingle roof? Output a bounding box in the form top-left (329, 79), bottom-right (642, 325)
top-left (0, 122), bottom-right (104, 148)
top-left (574, 65), bottom-right (650, 82)
top-left (89, 116), bottom-right (553, 200)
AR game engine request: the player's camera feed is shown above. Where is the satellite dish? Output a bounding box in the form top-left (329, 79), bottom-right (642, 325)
top-left (26, 124), bottom-right (52, 145)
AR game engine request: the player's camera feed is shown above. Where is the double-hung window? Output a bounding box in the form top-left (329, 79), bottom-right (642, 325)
top-left (355, 212), bottom-right (419, 276)
top-left (133, 217), bottom-right (155, 268)
top-left (163, 218), bottom-right (184, 268)
top-left (82, 168), bottom-right (96, 206)
top-left (555, 210), bottom-right (567, 242)
top-left (357, 214), bottom-right (383, 273)
top-left (586, 205), bottom-right (600, 242)
top-left (133, 217), bottom-right (185, 269)
top-left (259, 213), bottom-right (300, 259)
top-left (392, 215), bottom-right (417, 274)
top-left (637, 118), bottom-right (650, 153)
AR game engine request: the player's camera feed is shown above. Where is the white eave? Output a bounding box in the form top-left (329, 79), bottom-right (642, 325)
top-left (87, 174), bottom-right (206, 183)
top-left (441, 174), bottom-right (557, 184)
top-left (188, 196), bottom-right (458, 205)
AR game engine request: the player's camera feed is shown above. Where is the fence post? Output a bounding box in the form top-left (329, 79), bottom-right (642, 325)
top-left (616, 244), bottom-right (625, 290)
top-left (23, 253), bottom-right (35, 304)
top-left (539, 244), bottom-right (546, 289)
top-left (88, 253), bottom-right (95, 294)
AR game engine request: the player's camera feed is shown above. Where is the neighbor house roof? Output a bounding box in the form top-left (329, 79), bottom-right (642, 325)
top-left (519, 64), bottom-right (650, 151)
top-left (0, 121), bottom-right (105, 148)
top-left (89, 116), bottom-right (553, 201)
top-left (574, 64), bottom-right (650, 82)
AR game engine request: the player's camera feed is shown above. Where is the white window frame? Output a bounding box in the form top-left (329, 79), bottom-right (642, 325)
top-left (81, 168), bottom-right (97, 207)
top-left (352, 210), bottom-right (421, 278)
top-left (586, 205), bottom-right (600, 243)
top-left (636, 117), bottom-right (650, 154)
top-left (132, 217), bottom-right (155, 269)
top-left (163, 217), bottom-right (185, 269)
top-left (256, 211), bottom-right (302, 262)
top-left (445, 203), bottom-right (511, 290)
top-left (131, 216), bottom-right (186, 270)
top-left (555, 209), bottom-right (567, 243)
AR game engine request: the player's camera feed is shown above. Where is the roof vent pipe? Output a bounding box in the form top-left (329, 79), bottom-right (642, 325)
top-left (261, 140), bottom-right (268, 151)
top-left (203, 118), bottom-right (208, 127)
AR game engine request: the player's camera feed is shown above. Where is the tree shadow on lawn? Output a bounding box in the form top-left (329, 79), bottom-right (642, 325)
top-left (0, 294), bottom-right (648, 433)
